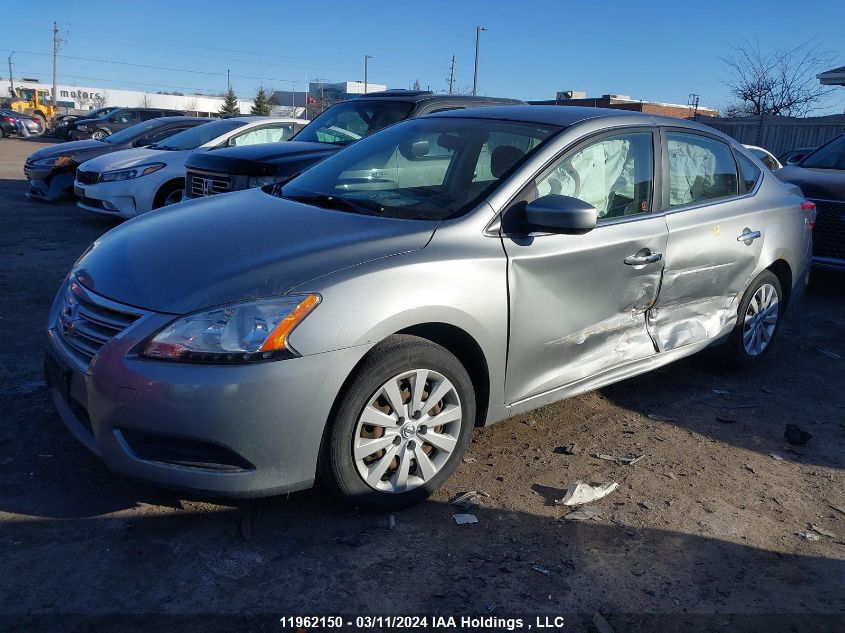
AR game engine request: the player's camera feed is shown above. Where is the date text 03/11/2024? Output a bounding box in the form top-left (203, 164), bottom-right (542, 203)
top-left (278, 615), bottom-right (569, 630)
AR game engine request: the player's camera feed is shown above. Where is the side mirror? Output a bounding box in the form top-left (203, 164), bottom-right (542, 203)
top-left (133, 137), bottom-right (153, 147)
top-left (399, 140), bottom-right (430, 160)
top-left (525, 195), bottom-right (597, 233)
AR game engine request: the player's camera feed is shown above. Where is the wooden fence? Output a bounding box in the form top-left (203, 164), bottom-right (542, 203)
top-left (697, 114), bottom-right (845, 157)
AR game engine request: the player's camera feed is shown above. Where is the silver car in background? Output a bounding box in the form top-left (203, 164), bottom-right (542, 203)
top-left (45, 106), bottom-right (814, 508)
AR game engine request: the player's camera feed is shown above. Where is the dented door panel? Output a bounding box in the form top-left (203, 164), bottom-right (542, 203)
top-left (503, 216), bottom-right (668, 403)
top-left (651, 198), bottom-right (767, 351)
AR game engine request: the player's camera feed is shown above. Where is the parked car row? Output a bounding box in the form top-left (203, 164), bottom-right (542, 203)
top-left (37, 96), bottom-right (821, 509)
top-left (1, 109), bottom-right (45, 137)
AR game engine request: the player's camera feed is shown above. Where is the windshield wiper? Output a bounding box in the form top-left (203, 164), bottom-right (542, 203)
top-left (285, 192), bottom-right (384, 216)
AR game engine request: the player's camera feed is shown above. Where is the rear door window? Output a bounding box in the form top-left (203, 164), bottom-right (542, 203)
top-left (666, 132), bottom-right (738, 208)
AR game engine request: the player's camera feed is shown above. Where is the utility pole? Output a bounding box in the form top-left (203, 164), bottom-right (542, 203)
top-left (364, 55), bottom-right (373, 94)
top-left (448, 55), bottom-right (456, 94)
top-left (52, 22), bottom-right (59, 107)
top-left (7, 51), bottom-right (14, 94)
top-left (472, 26), bottom-right (486, 96)
top-left (227, 69), bottom-right (231, 90)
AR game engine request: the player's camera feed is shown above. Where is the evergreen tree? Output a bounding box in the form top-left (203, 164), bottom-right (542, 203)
top-left (219, 87), bottom-right (241, 117)
top-left (250, 86), bottom-right (274, 116)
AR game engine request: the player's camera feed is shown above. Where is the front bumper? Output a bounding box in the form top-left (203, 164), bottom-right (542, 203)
top-left (24, 165), bottom-right (75, 201)
top-left (44, 279), bottom-right (365, 497)
top-left (74, 178), bottom-right (152, 219)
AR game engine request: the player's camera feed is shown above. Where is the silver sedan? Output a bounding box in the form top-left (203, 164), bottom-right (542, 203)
top-left (45, 106), bottom-right (814, 508)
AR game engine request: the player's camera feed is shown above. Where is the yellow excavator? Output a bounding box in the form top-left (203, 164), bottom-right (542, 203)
top-left (6, 87), bottom-right (58, 129)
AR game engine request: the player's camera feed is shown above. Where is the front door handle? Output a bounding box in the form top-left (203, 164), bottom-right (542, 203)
top-left (624, 252), bottom-right (663, 266)
top-left (737, 229), bottom-right (762, 244)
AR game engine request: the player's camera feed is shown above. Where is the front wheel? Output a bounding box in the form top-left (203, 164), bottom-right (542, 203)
top-left (153, 181), bottom-right (185, 209)
top-left (321, 335), bottom-right (475, 510)
top-left (724, 270), bottom-right (783, 368)
top-left (91, 129), bottom-right (108, 141)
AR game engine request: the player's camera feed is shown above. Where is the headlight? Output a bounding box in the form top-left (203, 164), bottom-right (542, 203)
top-left (77, 124), bottom-right (91, 132)
top-left (142, 295), bottom-right (320, 364)
top-left (248, 175), bottom-right (284, 188)
top-left (34, 155), bottom-right (72, 168)
top-left (100, 163), bottom-right (166, 182)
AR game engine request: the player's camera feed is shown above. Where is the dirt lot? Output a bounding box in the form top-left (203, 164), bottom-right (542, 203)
top-left (1, 136), bottom-right (843, 632)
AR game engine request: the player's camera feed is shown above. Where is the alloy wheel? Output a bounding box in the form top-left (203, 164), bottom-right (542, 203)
top-left (742, 282), bottom-right (779, 356)
top-left (164, 189), bottom-right (183, 206)
top-left (353, 369), bottom-right (462, 493)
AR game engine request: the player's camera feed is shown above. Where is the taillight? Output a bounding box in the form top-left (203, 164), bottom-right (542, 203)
top-left (2, 116), bottom-right (14, 123)
top-left (800, 201), bottom-right (816, 230)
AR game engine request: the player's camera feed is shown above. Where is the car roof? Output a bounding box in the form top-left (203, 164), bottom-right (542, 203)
top-left (223, 116), bottom-right (309, 124)
top-left (428, 104), bottom-right (723, 132)
top-left (353, 90), bottom-right (524, 105)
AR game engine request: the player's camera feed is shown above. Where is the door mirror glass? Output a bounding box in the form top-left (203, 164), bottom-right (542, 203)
top-left (132, 137), bottom-right (152, 147)
top-left (525, 195), bottom-right (597, 233)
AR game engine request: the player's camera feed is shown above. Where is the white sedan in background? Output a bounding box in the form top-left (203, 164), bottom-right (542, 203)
top-left (74, 116), bottom-right (307, 218)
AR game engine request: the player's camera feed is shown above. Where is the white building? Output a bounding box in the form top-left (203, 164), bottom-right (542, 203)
top-left (0, 79), bottom-right (294, 117)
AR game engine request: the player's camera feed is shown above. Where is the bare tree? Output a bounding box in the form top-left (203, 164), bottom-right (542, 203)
top-left (722, 40), bottom-right (834, 118)
top-left (92, 90), bottom-right (109, 109)
top-left (184, 96), bottom-right (200, 114)
top-left (138, 93), bottom-right (153, 108)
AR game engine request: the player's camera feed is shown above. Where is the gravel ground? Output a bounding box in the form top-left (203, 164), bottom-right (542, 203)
top-left (0, 137), bottom-right (843, 632)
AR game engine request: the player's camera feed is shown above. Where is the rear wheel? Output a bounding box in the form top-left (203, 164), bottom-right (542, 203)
top-left (724, 270), bottom-right (783, 368)
top-left (91, 129), bottom-right (108, 141)
top-left (321, 335), bottom-right (475, 509)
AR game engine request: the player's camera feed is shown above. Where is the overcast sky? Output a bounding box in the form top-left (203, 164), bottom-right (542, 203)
top-left (2, 0), bottom-right (843, 114)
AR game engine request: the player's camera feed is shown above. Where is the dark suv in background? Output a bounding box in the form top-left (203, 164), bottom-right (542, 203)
top-left (184, 91), bottom-right (524, 199)
top-left (72, 107), bottom-right (186, 140)
top-left (776, 133), bottom-right (845, 270)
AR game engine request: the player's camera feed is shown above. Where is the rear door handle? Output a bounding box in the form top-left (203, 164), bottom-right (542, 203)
top-left (737, 230), bottom-right (762, 243)
top-left (624, 252), bottom-right (663, 266)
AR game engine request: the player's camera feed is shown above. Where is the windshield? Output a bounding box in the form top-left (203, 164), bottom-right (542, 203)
top-left (293, 100), bottom-right (415, 146)
top-left (800, 135), bottom-right (845, 170)
top-left (152, 119), bottom-right (242, 150)
top-left (278, 117), bottom-right (561, 220)
top-left (103, 120), bottom-right (167, 144)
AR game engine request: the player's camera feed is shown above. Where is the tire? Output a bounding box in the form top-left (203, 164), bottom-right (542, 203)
top-left (724, 270), bottom-right (783, 368)
top-left (91, 129), bottom-right (109, 141)
top-left (153, 180), bottom-right (185, 209)
top-left (321, 334), bottom-right (476, 510)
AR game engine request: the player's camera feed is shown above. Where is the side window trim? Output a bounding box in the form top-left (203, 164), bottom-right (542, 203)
top-left (501, 125), bottom-right (661, 234)
top-left (657, 126), bottom-right (745, 213)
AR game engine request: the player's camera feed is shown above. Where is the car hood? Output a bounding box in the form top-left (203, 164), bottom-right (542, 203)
top-left (187, 141), bottom-right (338, 176)
top-left (776, 165), bottom-right (845, 199)
top-left (28, 139), bottom-right (114, 162)
top-left (74, 187), bottom-right (437, 314)
top-left (79, 147), bottom-right (186, 171)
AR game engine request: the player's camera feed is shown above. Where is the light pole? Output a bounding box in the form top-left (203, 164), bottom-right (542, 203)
top-left (7, 51), bottom-right (14, 94)
top-left (472, 26), bottom-right (486, 96)
top-left (364, 54), bottom-right (373, 94)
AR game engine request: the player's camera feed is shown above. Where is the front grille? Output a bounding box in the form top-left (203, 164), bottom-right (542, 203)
top-left (187, 169), bottom-right (231, 198)
top-left (118, 429), bottom-right (254, 472)
top-left (57, 280), bottom-right (141, 369)
top-left (810, 198), bottom-right (845, 262)
top-left (77, 170), bottom-right (100, 185)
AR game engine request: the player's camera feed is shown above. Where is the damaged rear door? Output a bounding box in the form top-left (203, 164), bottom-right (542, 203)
top-left (501, 128), bottom-right (668, 403)
top-left (650, 129), bottom-right (768, 351)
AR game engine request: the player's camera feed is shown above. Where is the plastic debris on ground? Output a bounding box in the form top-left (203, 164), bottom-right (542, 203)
top-left (452, 513), bottom-right (478, 525)
top-left (592, 452), bottom-right (645, 465)
top-left (810, 524), bottom-right (835, 538)
top-left (451, 491), bottom-right (487, 511)
top-left (798, 530), bottom-right (821, 542)
top-left (555, 481), bottom-right (619, 506)
top-left (532, 565), bottom-right (551, 576)
top-left (554, 443), bottom-right (580, 455)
